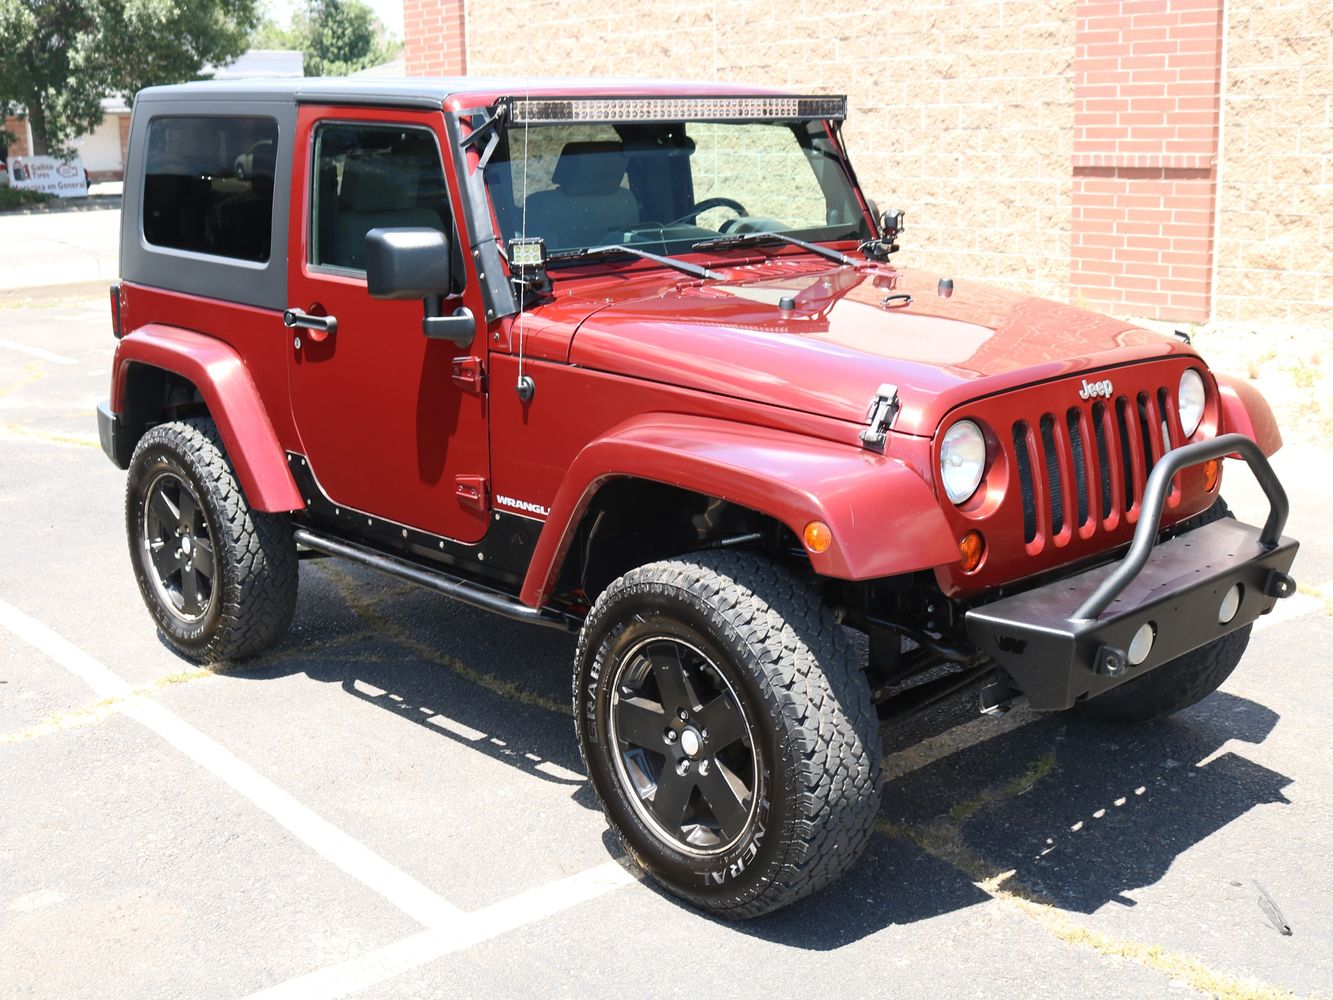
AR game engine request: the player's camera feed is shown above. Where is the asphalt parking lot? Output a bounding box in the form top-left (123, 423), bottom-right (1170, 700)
top-left (2, 235), bottom-right (1332, 998)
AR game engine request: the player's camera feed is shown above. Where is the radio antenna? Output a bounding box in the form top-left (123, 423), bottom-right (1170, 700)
top-left (514, 72), bottom-right (535, 403)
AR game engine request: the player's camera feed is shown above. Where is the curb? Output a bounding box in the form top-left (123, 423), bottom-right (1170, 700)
top-left (0, 195), bottom-right (122, 216)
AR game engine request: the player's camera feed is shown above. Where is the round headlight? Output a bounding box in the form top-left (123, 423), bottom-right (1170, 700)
top-left (1178, 368), bottom-right (1206, 438)
top-left (940, 420), bottom-right (987, 505)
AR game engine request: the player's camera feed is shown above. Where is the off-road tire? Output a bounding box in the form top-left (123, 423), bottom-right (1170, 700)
top-left (574, 551), bottom-right (881, 919)
top-left (1075, 498), bottom-right (1248, 723)
top-left (126, 417), bottom-right (297, 662)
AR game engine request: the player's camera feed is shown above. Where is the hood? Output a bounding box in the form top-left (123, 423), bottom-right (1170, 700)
top-left (561, 260), bottom-right (1197, 436)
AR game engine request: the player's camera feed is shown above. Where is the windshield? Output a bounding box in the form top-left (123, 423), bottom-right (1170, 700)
top-left (482, 119), bottom-right (871, 259)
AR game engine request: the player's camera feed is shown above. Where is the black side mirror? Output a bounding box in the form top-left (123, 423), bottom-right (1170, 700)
top-left (365, 227), bottom-right (476, 347)
top-left (365, 227), bottom-right (452, 298)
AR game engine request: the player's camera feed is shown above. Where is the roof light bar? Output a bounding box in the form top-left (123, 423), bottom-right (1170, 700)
top-left (508, 96), bottom-right (846, 125)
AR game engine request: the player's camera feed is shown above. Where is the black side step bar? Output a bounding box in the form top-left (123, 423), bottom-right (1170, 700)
top-left (292, 528), bottom-right (578, 632)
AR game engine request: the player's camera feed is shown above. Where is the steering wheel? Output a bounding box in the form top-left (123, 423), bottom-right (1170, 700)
top-left (666, 197), bottom-right (749, 228)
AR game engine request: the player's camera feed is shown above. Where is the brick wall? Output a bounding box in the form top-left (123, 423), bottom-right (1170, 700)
top-left (401, 0), bottom-right (1331, 325)
top-left (1070, 0), bottom-right (1223, 322)
top-left (404, 0), bottom-right (466, 76)
top-left (1213, 0), bottom-right (1333, 323)
top-left (3, 115), bottom-right (31, 157)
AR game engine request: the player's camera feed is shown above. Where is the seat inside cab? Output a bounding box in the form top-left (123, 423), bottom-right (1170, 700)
top-left (523, 141), bottom-right (640, 250)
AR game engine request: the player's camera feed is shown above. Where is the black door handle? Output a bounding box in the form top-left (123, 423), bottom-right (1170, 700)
top-left (283, 308), bottom-right (338, 336)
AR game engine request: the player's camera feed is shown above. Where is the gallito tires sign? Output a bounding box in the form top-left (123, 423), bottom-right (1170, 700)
top-left (9, 156), bottom-right (88, 197)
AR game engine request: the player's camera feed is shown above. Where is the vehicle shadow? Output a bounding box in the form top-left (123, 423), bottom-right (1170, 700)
top-left (227, 564), bottom-right (1293, 949)
top-left (733, 690), bottom-right (1290, 950)
top-left (222, 562), bottom-right (596, 804)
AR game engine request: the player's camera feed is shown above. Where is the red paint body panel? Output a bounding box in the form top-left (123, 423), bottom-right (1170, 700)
top-left (117, 282), bottom-right (299, 447)
top-left (111, 324), bottom-right (303, 512)
top-left (284, 105), bottom-right (492, 542)
top-left (1216, 373), bottom-right (1283, 456)
top-left (545, 258), bottom-right (1201, 435)
top-left (516, 409), bottom-right (957, 607)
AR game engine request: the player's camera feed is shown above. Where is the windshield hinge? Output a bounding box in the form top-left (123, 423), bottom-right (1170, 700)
top-left (451, 355), bottom-right (485, 394)
top-left (859, 384), bottom-right (901, 451)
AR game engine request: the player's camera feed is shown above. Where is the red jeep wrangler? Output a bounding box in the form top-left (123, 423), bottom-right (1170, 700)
top-left (97, 79), bottom-right (1298, 918)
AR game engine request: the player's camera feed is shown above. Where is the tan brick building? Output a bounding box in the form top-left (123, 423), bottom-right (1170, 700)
top-left (403, 0), bottom-right (1331, 325)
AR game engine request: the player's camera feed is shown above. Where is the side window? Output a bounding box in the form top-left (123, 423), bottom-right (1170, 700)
top-left (310, 123), bottom-right (452, 273)
top-left (143, 117), bottom-right (278, 262)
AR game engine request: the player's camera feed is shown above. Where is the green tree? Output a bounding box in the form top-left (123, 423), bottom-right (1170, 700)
top-left (0, 0), bottom-right (261, 156)
top-left (257, 0), bottom-right (396, 78)
top-left (305, 0), bottom-right (391, 76)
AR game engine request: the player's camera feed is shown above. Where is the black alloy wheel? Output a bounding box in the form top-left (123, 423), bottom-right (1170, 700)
top-left (140, 470), bottom-right (216, 622)
top-left (609, 635), bottom-right (758, 856)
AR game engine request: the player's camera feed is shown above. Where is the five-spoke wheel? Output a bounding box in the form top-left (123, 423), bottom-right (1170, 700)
top-left (610, 636), bottom-right (757, 856)
top-left (141, 471), bottom-right (216, 622)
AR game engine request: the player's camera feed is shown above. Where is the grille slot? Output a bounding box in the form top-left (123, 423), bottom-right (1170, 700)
top-left (1066, 408), bottom-right (1089, 527)
top-left (1092, 401), bottom-right (1113, 520)
top-left (1115, 396), bottom-right (1135, 510)
top-left (1013, 421), bottom-right (1037, 543)
top-left (1137, 391), bottom-right (1157, 476)
top-left (1039, 415), bottom-right (1064, 536)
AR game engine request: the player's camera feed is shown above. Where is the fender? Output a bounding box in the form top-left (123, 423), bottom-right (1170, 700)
top-left (519, 413), bottom-right (959, 607)
top-left (1216, 373), bottom-right (1283, 457)
top-left (111, 324), bottom-right (303, 512)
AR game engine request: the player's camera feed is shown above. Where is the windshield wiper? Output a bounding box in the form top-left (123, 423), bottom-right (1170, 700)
top-left (691, 231), bottom-right (855, 266)
top-left (547, 244), bottom-right (722, 281)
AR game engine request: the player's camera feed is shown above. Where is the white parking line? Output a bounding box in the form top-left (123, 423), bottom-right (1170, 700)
top-left (0, 598), bottom-right (462, 929)
top-left (0, 338), bottom-right (77, 365)
top-left (1, 596), bottom-right (639, 998)
top-left (245, 861), bottom-right (636, 1000)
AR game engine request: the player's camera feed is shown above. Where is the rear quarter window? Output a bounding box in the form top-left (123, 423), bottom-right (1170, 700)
top-left (142, 116), bottom-right (279, 263)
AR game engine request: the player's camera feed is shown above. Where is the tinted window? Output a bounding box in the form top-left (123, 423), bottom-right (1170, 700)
top-left (143, 117), bottom-right (279, 262)
top-left (310, 123), bottom-right (451, 272)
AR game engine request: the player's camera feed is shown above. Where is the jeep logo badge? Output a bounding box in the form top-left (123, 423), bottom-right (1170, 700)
top-left (1078, 378), bottom-right (1114, 401)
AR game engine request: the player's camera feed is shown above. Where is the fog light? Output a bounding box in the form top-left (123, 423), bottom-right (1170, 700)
top-left (803, 521), bottom-right (832, 554)
top-left (1128, 622), bottom-right (1156, 666)
top-left (1219, 583), bottom-right (1243, 624)
top-left (1203, 458), bottom-right (1221, 492)
top-left (958, 530), bottom-right (985, 573)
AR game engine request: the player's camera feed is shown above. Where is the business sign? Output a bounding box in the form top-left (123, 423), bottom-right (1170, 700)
top-left (8, 156), bottom-right (88, 197)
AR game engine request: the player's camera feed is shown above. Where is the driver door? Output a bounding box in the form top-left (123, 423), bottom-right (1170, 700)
top-left (286, 105), bottom-right (490, 544)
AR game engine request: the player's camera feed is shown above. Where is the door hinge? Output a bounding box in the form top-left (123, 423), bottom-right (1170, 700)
top-left (451, 355), bottom-right (486, 393)
top-left (859, 383), bottom-right (900, 451)
top-left (455, 474), bottom-right (488, 509)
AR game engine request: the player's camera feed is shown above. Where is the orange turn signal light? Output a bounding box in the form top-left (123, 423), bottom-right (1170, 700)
top-left (959, 530), bottom-right (986, 573)
top-left (803, 521), bottom-right (833, 554)
top-left (1203, 458), bottom-right (1221, 492)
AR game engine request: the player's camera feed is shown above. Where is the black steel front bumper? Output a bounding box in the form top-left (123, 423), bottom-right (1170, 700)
top-left (965, 434), bottom-right (1299, 712)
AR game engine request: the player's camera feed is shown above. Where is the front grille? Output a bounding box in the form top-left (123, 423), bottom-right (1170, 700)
top-left (1011, 387), bottom-right (1175, 549)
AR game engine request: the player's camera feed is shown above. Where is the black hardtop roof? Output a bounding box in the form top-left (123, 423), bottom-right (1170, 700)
top-left (134, 76), bottom-right (794, 110)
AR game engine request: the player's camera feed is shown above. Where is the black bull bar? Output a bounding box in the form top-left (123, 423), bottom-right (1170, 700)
top-left (965, 434), bottom-right (1299, 711)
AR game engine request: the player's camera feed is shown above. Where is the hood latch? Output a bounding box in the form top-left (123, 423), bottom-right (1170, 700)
top-left (859, 384), bottom-right (901, 451)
